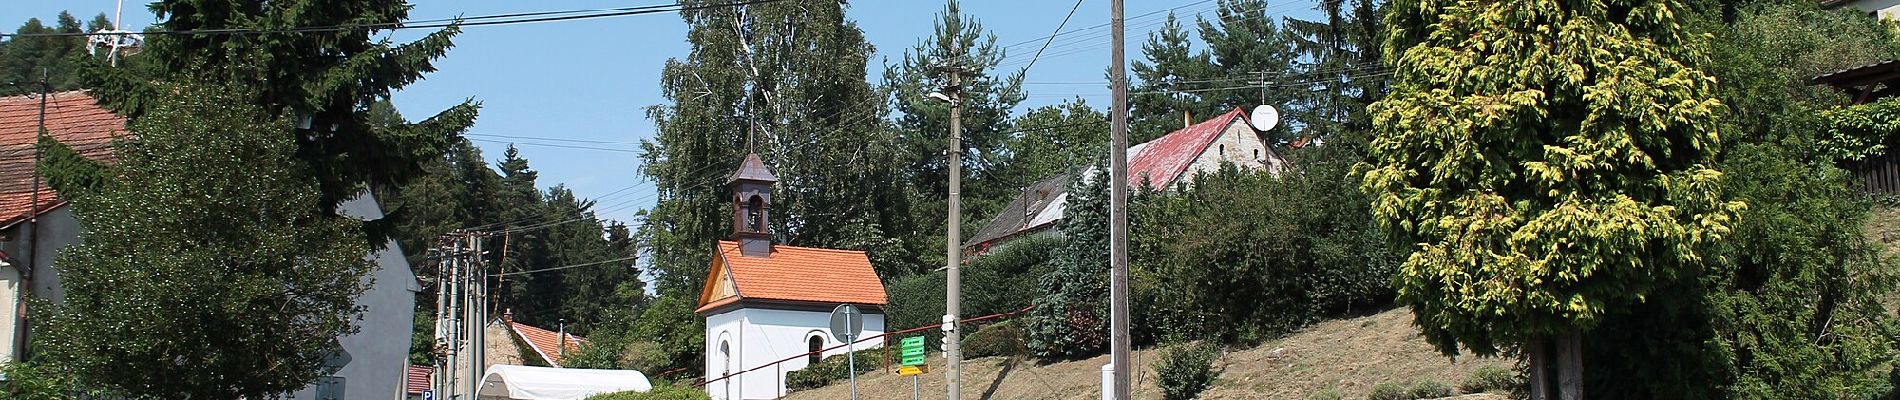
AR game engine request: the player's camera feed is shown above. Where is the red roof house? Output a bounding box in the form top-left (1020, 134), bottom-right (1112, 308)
top-left (0, 91), bottom-right (127, 229)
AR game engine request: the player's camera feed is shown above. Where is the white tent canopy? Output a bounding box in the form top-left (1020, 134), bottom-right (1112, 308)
top-left (477, 365), bottom-right (653, 400)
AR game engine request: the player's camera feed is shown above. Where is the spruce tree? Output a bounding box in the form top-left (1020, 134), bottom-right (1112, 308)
top-left (1129, 13), bottom-right (1215, 142)
top-left (885, 0), bottom-right (1028, 225)
top-left (1028, 162), bottom-right (1111, 359)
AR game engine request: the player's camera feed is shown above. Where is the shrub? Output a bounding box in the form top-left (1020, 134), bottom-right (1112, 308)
top-left (1156, 341), bottom-right (1221, 400)
top-left (963, 320), bottom-right (1027, 358)
top-left (1307, 388), bottom-right (1344, 400)
top-left (1459, 365), bottom-right (1517, 393)
top-left (583, 384), bottom-right (711, 400)
top-left (1408, 380), bottom-right (1453, 399)
top-left (783, 353), bottom-right (878, 391)
top-left (1365, 383), bottom-right (1407, 400)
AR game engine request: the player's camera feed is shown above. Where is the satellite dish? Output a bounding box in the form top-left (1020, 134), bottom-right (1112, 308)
top-left (1249, 105), bottom-right (1280, 131)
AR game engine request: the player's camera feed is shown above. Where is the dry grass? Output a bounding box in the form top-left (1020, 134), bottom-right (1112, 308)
top-left (783, 307), bottom-right (1510, 400)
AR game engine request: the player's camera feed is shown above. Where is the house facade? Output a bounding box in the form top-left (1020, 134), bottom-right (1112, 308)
top-left (0, 91), bottom-right (419, 400)
top-left (962, 107), bottom-right (1288, 256)
top-left (697, 154), bottom-right (889, 400)
top-left (1824, 0), bottom-right (1900, 19)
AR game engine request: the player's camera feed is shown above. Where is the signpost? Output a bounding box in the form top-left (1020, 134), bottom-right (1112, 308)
top-left (898, 335), bottom-right (927, 400)
top-left (830, 304), bottom-right (864, 400)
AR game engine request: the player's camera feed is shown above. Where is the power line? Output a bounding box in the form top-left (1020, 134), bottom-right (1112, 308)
top-left (1019, 0), bottom-right (1087, 73)
top-left (467, 138), bottom-right (640, 153)
top-left (495, 255), bottom-right (640, 277)
top-left (0, 0), bottom-right (786, 39)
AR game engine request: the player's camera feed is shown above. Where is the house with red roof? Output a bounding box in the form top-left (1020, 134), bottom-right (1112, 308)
top-left (962, 107), bottom-right (1288, 256)
top-left (0, 91), bottom-right (422, 400)
top-left (696, 154), bottom-right (889, 400)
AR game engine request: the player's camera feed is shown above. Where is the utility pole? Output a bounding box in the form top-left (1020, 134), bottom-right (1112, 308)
top-left (1107, 0), bottom-right (1134, 399)
top-left (941, 63), bottom-right (965, 400)
top-left (466, 232), bottom-right (485, 395)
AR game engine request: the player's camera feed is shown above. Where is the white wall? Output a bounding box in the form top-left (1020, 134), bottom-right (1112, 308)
top-left (705, 307), bottom-right (886, 400)
top-left (1844, 0), bottom-right (1900, 19)
top-left (288, 191), bottom-right (420, 400)
top-left (0, 206), bottom-right (82, 362)
top-left (1185, 119), bottom-right (1285, 182)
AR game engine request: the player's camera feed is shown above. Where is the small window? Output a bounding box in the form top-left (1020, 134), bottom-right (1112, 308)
top-left (1254, 149), bottom-right (1260, 158)
top-left (808, 336), bottom-right (825, 365)
top-left (745, 195), bottom-right (766, 232)
top-left (1219, 144), bottom-right (1225, 153)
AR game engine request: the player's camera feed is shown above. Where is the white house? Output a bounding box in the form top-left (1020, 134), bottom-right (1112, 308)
top-left (696, 154), bottom-right (889, 400)
top-left (0, 91), bottom-right (419, 400)
top-left (1825, 0), bottom-right (1900, 19)
top-left (962, 107), bottom-right (1289, 256)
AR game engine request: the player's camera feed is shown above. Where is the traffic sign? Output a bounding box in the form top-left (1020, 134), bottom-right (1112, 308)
top-left (900, 336), bottom-right (926, 366)
top-left (829, 304), bottom-right (864, 342)
top-left (897, 365), bottom-right (926, 377)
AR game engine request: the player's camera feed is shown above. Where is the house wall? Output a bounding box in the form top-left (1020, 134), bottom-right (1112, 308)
top-left (1183, 119), bottom-right (1285, 183)
top-left (0, 206), bottom-right (81, 362)
top-left (705, 307), bottom-right (886, 400)
top-left (288, 192), bottom-right (419, 400)
top-left (1843, 0), bottom-right (1900, 19)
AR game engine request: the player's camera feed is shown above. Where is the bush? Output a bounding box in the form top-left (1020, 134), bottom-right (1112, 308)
top-left (962, 320), bottom-right (1027, 358)
top-left (1306, 388), bottom-right (1344, 400)
top-left (1156, 341), bottom-right (1221, 400)
top-left (583, 384), bottom-right (711, 400)
top-left (783, 353), bottom-right (878, 391)
top-left (1365, 383), bottom-right (1407, 400)
top-left (1459, 365), bottom-right (1516, 393)
top-left (1408, 380), bottom-right (1453, 399)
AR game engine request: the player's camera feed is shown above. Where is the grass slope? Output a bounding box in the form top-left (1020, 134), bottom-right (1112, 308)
top-left (784, 307), bottom-right (1509, 399)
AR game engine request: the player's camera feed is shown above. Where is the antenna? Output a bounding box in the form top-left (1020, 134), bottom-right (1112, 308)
top-left (87, 0), bottom-right (144, 66)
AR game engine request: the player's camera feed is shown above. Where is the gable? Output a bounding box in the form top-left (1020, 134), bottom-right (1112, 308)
top-left (697, 252), bottom-right (740, 309)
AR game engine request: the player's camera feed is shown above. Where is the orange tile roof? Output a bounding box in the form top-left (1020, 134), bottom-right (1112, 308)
top-left (405, 364), bottom-right (431, 394)
top-left (696, 240), bottom-right (887, 313)
top-left (509, 321), bottom-right (587, 367)
top-left (0, 91), bottom-right (127, 228)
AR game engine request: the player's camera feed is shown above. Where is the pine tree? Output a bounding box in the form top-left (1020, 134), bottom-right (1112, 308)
top-left (35, 84), bottom-right (372, 398)
top-left (1129, 13), bottom-right (1215, 142)
top-left (1195, 0), bottom-right (1299, 142)
top-left (885, 0), bottom-right (1028, 225)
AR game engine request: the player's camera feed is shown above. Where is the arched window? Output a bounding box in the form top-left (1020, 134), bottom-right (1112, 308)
top-left (718, 340), bottom-right (731, 375)
top-left (745, 195), bottom-right (765, 232)
top-left (808, 335), bottom-right (824, 365)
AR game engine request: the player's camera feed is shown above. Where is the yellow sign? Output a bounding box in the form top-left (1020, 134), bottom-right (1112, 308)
top-left (897, 365), bottom-right (926, 376)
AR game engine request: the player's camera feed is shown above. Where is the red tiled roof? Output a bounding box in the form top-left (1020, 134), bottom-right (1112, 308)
top-left (0, 91), bottom-right (127, 228)
top-left (1128, 108), bottom-right (1246, 189)
top-left (510, 321), bottom-right (587, 367)
top-left (696, 240), bottom-right (887, 313)
top-left (405, 365), bottom-right (431, 394)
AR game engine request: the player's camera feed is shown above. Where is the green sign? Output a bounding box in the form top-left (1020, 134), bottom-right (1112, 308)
top-left (900, 336), bottom-right (926, 366)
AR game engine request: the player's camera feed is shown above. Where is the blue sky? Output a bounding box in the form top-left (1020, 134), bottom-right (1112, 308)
top-left (10, 0), bottom-right (1322, 226)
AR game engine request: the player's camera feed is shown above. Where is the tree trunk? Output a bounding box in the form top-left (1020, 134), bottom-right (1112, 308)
top-left (1528, 337), bottom-right (1550, 400)
top-left (1557, 330), bottom-right (1584, 400)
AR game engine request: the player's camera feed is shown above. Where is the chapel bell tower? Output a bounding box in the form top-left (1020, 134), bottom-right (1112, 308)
top-left (728, 153), bottom-right (778, 258)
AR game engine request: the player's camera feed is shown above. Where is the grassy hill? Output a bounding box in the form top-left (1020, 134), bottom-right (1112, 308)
top-left (783, 307), bottom-right (1511, 400)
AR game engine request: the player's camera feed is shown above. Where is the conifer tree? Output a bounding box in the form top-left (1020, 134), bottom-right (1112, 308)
top-left (1028, 162), bottom-right (1111, 359)
top-left (1129, 13), bottom-right (1215, 142)
top-left (1364, 0), bottom-right (1739, 396)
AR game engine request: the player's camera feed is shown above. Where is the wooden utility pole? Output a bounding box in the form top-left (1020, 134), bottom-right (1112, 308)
top-left (1108, 0), bottom-right (1133, 399)
top-left (942, 63), bottom-right (965, 400)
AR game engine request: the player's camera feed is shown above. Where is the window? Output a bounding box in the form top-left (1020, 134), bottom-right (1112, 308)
top-left (808, 335), bottom-right (825, 365)
top-left (745, 195), bottom-right (765, 232)
top-left (314, 376), bottom-right (344, 400)
top-left (1254, 149), bottom-right (1260, 159)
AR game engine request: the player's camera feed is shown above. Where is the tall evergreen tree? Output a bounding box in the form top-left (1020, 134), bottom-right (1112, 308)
top-left (0, 12), bottom-right (106, 95)
top-left (1028, 161), bottom-right (1111, 359)
top-left (1284, 0), bottom-right (1388, 142)
top-left (1195, 0), bottom-right (1299, 142)
top-left (1128, 13), bottom-right (1216, 142)
top-left (885, 0), bottom-right (1029, 227)
top-left (76, 0), bottom-right (480, 217)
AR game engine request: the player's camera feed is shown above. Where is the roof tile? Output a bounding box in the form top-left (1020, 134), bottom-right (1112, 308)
top-left (697, 241), bottom-right (886, 313)
top-left (510, 321), bottom-right (587, 367)
top-left (0, 91), bottom-right (126, 227)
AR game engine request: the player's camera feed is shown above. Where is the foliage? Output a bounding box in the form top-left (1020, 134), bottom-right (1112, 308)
top-left (1157, 341), bottom-right (1221, 400)
top-left (34, 85), bottom-right (371, 399)
top-left (0, 11), bottom-right (112, 95)
top-left (987, 100), bottom-right (1109, 197)
top-left (1365, 383), bottom-right (1407, 400)
top-left (962, 320), bottom-right (1027, 358)
top-left (885, 270), bottom-right (948, 351)
top-left (965, 234), bottom-right (1062, 316)
top-left (1192, 0), bottom-right (1300, 143)
top-left (1365, 0), bottom-right (1739, 356)
top-left (80, 0), bottom-right (479, 217)
top-left (582, 384), bottom-right (712, 400)
top-left (1579, 2), bottom-right (1900, 399)
top-left (1821, 96), bottom-right (1900, 161)
top-left (884, 0), bottom-right (1029, 248)
top-left (1459, 365), bottom-right (1517, 394)
top-left (1284, 0), bottom-right (1388, 142)
top-left (1407, 380), bottom-right (1453, 399)
top-left (1128, 13), bottom-right (1217, 143)
top-left (0, 362), bottom-right (101, 400)
top-left (624, 294), bottom-right (705, 376)
top-left (784, 353), bottom-right (878, 391)
top-left (1028, 163), bottom-right (1111, 359)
